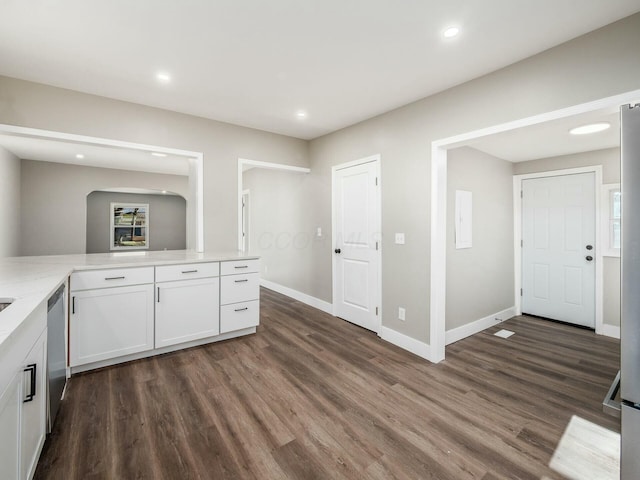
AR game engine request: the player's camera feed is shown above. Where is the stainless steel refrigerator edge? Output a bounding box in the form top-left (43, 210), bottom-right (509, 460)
top-left (621, 103), bottom-right (640, 479)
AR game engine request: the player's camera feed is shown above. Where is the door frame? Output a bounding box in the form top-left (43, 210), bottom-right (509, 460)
top-left (513, 166), bottom-right (603, 333)
top-left (0, 123), bottom-right (204, 252)
top-left (430, 88), bottom-right (640, 363)
top-left (331, 154), bottom-right (382, 333)
top-left (237, 158), bottom-right (310, 251)
top-left (241, 189), bottom-right (250, 252)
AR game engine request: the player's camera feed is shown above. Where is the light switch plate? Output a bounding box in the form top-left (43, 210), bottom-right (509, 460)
top-left (398, 307), bottom-right (406, 321)
top-left (395, 233), bottom-right (405, 244)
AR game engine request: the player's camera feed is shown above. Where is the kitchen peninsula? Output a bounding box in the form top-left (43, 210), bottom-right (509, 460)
top-left (0, 250), bottom-right (259, 480)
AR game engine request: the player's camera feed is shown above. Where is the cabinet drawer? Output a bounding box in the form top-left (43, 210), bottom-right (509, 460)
top-left (155, 262), bottom-right (219, 283)
top-left (220, 300), bottom-right (259, 333)
top-left (220, 273), bottom-right (260, 305)
top-left (220, 259), bottom-right (260, 276)
top-left (71, 267), bottom-right (154, 291)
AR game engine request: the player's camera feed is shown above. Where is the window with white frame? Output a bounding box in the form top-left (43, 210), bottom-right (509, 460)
top-left (602, 184), bottom-right (621, 257)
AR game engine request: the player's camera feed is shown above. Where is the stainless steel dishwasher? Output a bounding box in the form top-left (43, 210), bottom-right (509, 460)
top-left (47, 284), bottom-right (67, 432)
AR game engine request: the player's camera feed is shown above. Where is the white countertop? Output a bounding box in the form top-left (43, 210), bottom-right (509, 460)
top-left (0, 250), bottom-right (258, 346)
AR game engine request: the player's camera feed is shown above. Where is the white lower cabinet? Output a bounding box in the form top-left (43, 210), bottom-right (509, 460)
top-left (70, 284), bottom-right (155, 366)
top-left (68, 260), bottom-right (258, 370)
top-left (156, 277), bottom-right (220, 348)
top-left (220, 260), bottom-right (260, 334)
top-left (20, 330), bottom-right (47, 480)
top-left (0, 373), bottom-right (21, 480)
top-left (0, 304), bottom-right (47, 480)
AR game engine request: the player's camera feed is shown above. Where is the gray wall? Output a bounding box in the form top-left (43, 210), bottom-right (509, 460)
top-left (307, 14), bottom-right (640, 343)
top-left (20, 160), bottom-right (189, 256)
top-left (446, 147), bottom-right (514, 331)
top-left (243, 168), bottom-right (318, 292)
top-left (0, 75), bottom-right (309, 256)
top-left (1, 13), bottom-right (638, 345)
top-left (86, 191), bottom-right (186, 253)
top-left (515, 147), bottom-right (621, 327)
top-left (0, 145), bottom-right (21, 257)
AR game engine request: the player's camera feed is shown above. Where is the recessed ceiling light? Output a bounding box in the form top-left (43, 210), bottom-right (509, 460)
top-left (151, 152), bottom-right (167, 157)
top-left (75, 154), bottom-right (84, 159)
top-left (296, 111), bottom-right (307, 119)
top-left (443, 26), bottom-right (460, 39)
top-left (569, 122), bottom-right (611, 135)
top-left (156, 72), bottom-right (171, 83)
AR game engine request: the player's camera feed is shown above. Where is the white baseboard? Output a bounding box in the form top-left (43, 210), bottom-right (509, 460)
top-left (445, 306), bottom-right (517, 345)
top-left (599, 324), bottom-right (620, 339)
top-left (260, 279), bottom-right (333, 315)
top-left (379, 326), bottom-right (437, 362)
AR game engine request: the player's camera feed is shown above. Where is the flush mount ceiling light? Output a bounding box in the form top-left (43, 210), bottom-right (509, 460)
top-left (569, 122), bottom-right (611, 135)
top-left (443, 26), bottom-right (460, 38)
top-left (75, 154), bottom-right (84, 159)
top-left (296, 111), bottom-right (307, 119)
top-left (151, 152), bottom-right (167, 157)
top-left (156, 72), bottom-right (171, 83)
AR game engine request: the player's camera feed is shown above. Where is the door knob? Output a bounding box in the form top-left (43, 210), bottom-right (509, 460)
top-left (334, 248), bottom-right (341, 254)
top-left (586, 245), bottom-right (593, 250)
top-left (586, 255), bottom-right (593, 261)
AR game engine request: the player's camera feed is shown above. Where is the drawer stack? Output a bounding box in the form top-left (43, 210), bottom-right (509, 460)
top-left (220, 259), bottom-right (260, 333)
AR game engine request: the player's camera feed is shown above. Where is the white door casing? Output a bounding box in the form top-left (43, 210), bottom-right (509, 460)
top-left (242, 190), bottom-right (250, 252)
top-left (521, 172), bottom-right (596, 327)
top-left (332, 156), bottom-right (381, 332)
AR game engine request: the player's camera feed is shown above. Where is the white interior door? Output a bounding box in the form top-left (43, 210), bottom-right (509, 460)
top-left (333, 159), bottom-right (380, 332)
top-left (521, 172), bottom-right (596, 327)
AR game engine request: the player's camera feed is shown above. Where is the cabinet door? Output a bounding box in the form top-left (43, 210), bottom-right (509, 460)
top-left (0, 373), bottom-right (21, 480)
top-left (156, 277), bottom-right (220, 348)
top-left (21, 330), bottom-right (47, 480)
top-left (70, 284), bottom-right (155, 366)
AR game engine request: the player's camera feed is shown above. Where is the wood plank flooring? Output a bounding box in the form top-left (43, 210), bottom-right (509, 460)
top-left (35, 288), bottom-right (621, 480)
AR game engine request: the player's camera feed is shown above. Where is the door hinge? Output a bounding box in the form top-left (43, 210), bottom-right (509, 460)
top-left (521, 239), bottom-right (523, 247)
top-left (520, 190), bottom-right (523, 198)
top-left (375, 177), bottom-right (378, 186)
top-left (376, 241), bottom-right (379, 250)
top-left (520, 288), bottom-right (523, 296)
top-left (375, 306), bottom-right (379, 316)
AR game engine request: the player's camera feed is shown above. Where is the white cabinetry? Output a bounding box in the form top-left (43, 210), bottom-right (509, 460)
top-left (0, 372), bottom-right (21, 480)
top-left (155, 262), bottom-right (220, 348)
top-left (0, 303), bottom-right (47, 480)
top-left (20, 330), bottom-right (47, 480)
top-left (70, 267), bottom-right (154, 367)
top-left (220, 259), bottom-right (260, 334)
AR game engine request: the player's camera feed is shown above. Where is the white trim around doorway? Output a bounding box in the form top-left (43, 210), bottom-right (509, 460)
top-left (430, 88), bottom-right (640, 363)
top-left (237, 158), bottom-right (310, 251)
top-left (0, 123), bottom-right (205, 252)
top-left (513, 166), bottom-right (603, 335)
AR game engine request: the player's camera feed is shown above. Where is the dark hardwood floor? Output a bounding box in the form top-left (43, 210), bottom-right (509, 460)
top-left (35, 288), bottom-right (620, 480)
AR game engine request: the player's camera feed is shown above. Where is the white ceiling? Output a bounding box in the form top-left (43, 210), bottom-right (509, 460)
top-left (468, 108), bottom-right (623, 162)
top-left (1, 1), bottom-right (639, 140)
top-left (0, 134), bottom-right (190, 175)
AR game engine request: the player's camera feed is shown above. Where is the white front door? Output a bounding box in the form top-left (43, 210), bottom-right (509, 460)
top-left (333, 159), bottom-right (380, 332)
top-left (521, 172), bottom-right (596, 327)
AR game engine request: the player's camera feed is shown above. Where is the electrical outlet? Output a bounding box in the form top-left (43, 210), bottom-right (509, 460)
top-left (395, 233), bottom-right (405, 244)
top-left (264, 265), bottom-right (268, 273)
top-left (398, 307), bottom-right (406, 321)
top-left (316, 227), bottom-right (322, 237)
